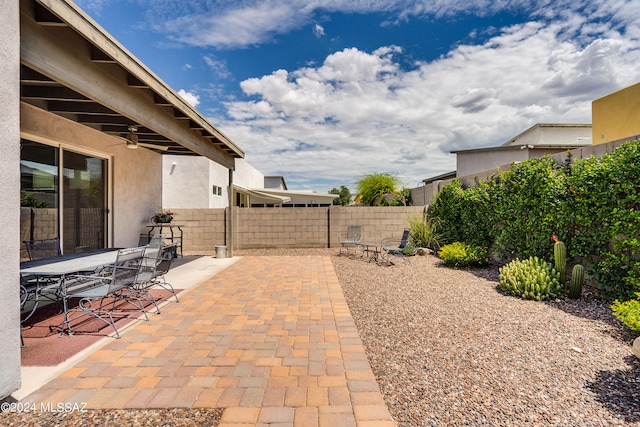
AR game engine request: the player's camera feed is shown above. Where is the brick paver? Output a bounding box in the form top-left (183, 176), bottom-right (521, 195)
top-left (21, 256), bottom-right (394, 426)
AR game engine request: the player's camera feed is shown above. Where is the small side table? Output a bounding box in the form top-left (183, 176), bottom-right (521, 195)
top-left (356, 242), bottom-right (382, 263)
top-left (147, 223), bottom-right (183, 257)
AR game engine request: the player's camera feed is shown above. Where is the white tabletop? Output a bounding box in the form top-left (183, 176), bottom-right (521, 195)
top-left (20, 251), bottom-right (119, 276)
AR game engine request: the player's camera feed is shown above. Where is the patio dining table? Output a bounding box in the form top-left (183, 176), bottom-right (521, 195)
top-left (20, 249), bottom-right (120, 327)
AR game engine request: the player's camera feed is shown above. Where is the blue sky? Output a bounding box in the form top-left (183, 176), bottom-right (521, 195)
top-left (76, 0), bottom-right (640, 193)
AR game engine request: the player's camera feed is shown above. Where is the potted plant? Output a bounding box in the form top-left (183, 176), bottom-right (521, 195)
top-left (152, 209), bottom-right (174, 224)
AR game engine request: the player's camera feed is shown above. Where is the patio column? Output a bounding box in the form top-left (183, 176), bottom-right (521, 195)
top-left (0, 0), bottom-right (23, 400)
top-left (227, 167), bottom-right (234, 257)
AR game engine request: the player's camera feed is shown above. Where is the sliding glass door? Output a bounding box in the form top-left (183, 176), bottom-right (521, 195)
top-left (62, 150), bottom-right (107, 253)
top-left (20, 139), bottom-right (108, 257)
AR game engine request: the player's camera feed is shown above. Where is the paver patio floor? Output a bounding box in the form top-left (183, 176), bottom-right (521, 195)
top-left (21, 256), bottom-right (394, 427)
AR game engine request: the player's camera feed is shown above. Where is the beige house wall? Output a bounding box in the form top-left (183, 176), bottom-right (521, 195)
top-left (0, 0), bottom-right (21, 400)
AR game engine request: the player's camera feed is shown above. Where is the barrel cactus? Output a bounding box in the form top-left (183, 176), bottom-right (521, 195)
top-left (499, 256), bottom-right (563, 301)
top-left (568, 264), bottom-right (584, 299)
top-left (553, 238), bottom-right (567, 284)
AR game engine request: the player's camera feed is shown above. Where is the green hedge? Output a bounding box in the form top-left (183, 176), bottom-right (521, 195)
top-left (430, 140), bottom-right (640, 300)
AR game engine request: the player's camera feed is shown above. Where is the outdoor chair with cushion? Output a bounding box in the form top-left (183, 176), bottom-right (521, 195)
top-left (339, 225), bottom-right (363, 256)
top-left (57, 246), bottom-right (147, 338)
top-left (380, 228), bottom-right (411, 265)
top-left (24, 237), bottom-right (62, 260)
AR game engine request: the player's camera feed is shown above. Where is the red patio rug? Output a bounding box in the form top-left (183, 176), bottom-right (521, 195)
top-left (20, 289), bottom-right (179, 367)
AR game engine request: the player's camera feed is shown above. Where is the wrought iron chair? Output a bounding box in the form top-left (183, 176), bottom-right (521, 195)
top-left (58, 247), bottom-right (147, 338)
top-left (24, 237), bottom-right (62, 260)
top-left (380, 228), bottom-right (412, 265)
top-left (128, 237), bottom-right (178, 313)
top-left (144, 243), bottom-right (179, 302)
top-left (339, 225), bottom-right (362, 256)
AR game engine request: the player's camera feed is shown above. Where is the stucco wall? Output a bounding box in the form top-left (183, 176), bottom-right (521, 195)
top-left (20, 103), bottom-right (162, 249)
top-left (592, 82), bottom-right (640, 144)
top-left (234, 159), bottom-right (264, 188)
top-left (0, 0), bottom-right (22, 400)
top-left (457, 150), bottom-right (529, 177)
top-left (163, 156), bottom-right (211, 208)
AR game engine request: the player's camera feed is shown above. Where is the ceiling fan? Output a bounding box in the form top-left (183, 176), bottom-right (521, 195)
top-left (121, 126), bottom-right (169, 151)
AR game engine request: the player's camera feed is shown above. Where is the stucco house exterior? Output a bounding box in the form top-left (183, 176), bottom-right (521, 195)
top-left (451, 123), bottom-right (592, 177)
top-left (163, 157), bottom-right (338, 208)
top-left (1, 0), bottom-right (244, 400)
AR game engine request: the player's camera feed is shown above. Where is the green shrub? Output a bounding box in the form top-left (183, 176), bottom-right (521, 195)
top-left (611, 294), bottom-right (640, 332)
top-left (499, 256), bottom-right (563, 301)
top-left (402, 242), bottom-right (416, 256)
top-left (438, 242), bottom-right (490, 268)
top-left (20, 192), bottom-right (47, 208)
top-left (430, 179), bottom-right (497, 248)
top-left (406, 214), bottom-right (443, 251)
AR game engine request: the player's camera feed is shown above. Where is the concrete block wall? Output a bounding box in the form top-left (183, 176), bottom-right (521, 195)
top-left (234, 207), bottom-right (330, 249)
top-left (20, 207), bottom-right (58, 260)
top-left (329, 206), bottom-right (424, 246)
top-left (167, 208), bottom-right (226, 253)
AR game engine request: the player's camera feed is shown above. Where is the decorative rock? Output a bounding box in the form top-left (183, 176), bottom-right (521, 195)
top-left (633, 337), bottom-right (640, 359)
top-left (416, 247), bottom-right (434, 256)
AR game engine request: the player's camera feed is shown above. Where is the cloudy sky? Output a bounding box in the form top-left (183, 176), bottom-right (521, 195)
top-left (77, 0), bottom-right (640, 193)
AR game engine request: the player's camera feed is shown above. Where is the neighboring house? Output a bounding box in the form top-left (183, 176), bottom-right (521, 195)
top-left (592, 82), bottom-right (640, 145)
top-left (411, 123), bottom-right (592, 205)
top-left (452, 123), bottom-right (592, 177)
top-left (163, 158), bottom-right (337, 208)
top-left (1, 0), bottom-right (244, 400)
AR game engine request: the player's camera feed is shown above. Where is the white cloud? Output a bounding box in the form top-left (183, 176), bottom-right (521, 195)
top-left (216, 5), bottom-right (640, 191)
top-left (203, 56), bottom-right (232, 79)
top-left (177, 89), bottom-right (200, 107)
top-left (313, 24), bottom-right (325, 37)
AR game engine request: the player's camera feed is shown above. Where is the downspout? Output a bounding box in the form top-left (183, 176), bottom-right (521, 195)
top-left (227, 166), bottom-right (234, 257)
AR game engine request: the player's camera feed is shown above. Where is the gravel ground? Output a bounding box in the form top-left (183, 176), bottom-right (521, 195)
top-left (4, 248), bottom-right (638, 426)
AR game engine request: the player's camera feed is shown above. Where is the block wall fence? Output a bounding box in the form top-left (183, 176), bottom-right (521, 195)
top-left (170, 206), bottom-right (425, 253)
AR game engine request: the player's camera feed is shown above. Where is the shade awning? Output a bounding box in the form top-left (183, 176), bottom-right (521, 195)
top-left (233, 184), bottom-right (291, 204)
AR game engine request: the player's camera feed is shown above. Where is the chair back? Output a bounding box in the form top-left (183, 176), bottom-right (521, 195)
top-left (153, 243), bottom-right (178, 278)
top-left (24, 237), bottom-right (62, 260)
top-left (347, 225), bottom-right (362, 242)
top-left (399, 228), bottom-right (410, 249)
top-left (107, 247), bottom-right (145, 293)
top-left (137, 245), bottom-right (162, 284)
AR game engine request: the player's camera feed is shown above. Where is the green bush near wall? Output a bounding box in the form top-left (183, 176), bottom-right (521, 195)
top-left (430, 140), bottom-right (640, 302)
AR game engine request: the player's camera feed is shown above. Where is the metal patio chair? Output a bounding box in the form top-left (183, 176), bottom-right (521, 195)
top-left (339, 225), bottom-right (363, 256)
top-left (58, 246), bottom-right (147, 338)
top-left (380, 228), bottom-right (412, 265)
top-left (128, 237), bottom-right (178, 313)
top-left (24, 237), bottom-right (62, 260)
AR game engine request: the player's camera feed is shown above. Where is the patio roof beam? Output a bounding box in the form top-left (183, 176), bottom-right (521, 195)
top-left (21, 0), bottom-right (242, 168)
top-left (48, 101), bottom-right (120, 115)
top-left (20, 85), bottom-right (93, 102)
